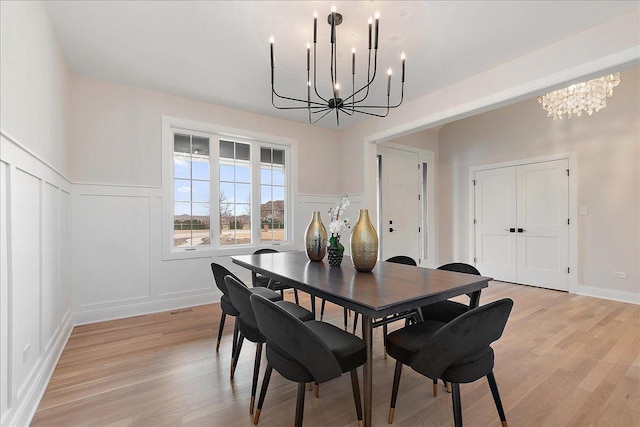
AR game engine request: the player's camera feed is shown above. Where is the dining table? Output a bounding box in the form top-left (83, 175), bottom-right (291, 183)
top-left (231, 250), bottom-right (491, 426)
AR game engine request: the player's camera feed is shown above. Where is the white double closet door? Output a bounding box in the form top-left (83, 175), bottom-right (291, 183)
top-left (474, 159), bottom-right (569, 291)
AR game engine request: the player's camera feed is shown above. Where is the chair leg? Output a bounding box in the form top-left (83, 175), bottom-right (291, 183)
top-left (350, 369), bottom-right (363, 427)
top-left (451, 382), bottom-right (463, 427)
top-left (295, 382), bottom-right (306, 427)
top-left (320, 299), bottom-right (326, 320)
top-left (314, 382), bottom-right (320, 398)
top-left (250, 343), bottom-right (263, 414)
top-left (432, 379), bottom-right (438, 396)
top-left (389, 361), bottom-right (403, 424)
top-left (254, 364), bottom-right (272, 425)
top-left (216, 312), bottom-right (226, 352)
top-left (311, 295), bottom-right (316, 318)
top-left (487, 372), bottom-right (508, 427)
top-left (231, 333), bottom-right (244, 379)
top-left (231, 320), bottom-right (239, 363)
top-left (293, 289), bottom-right (299, 305)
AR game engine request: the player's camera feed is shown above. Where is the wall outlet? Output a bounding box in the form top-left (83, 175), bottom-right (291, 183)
top-left (612, 271), bottom-right (626, 279)
top-left (579, 206), bottom-right (587, 216)
top-left (23, 343), bottom-right (31, 362)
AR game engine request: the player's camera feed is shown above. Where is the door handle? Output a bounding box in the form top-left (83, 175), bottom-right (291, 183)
top-left (389, 228), bottom-right (395, 232)
top-left (517, 228), bottom-right (526, 233)
top-left (504, 228), bottom-right (516, 233)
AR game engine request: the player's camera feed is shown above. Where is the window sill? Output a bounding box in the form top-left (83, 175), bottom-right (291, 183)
top-left (162, 243), bottom-right (298, 261)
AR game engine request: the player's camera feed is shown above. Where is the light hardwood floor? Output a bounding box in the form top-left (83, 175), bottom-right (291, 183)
top-left (32, 282), bottom-right (639, 426)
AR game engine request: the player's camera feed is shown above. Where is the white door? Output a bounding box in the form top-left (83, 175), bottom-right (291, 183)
top-left (516, 160), bottom-right (569, 290)
top-left (384, 147), bottom-right (421, 263)
top-left (474, 159), bottom-right (569, 291)
top-left (474, 167), bottom-right (518, 282)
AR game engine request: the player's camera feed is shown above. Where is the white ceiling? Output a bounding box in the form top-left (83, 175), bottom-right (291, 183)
top-left (44, 1), bottom-right (639, 129)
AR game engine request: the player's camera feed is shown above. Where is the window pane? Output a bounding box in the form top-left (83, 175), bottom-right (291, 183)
top-left (192, 137), bottom-right (209, 156)
top-left (220, 140), bottom-right (234, 159)
top-left (192, 202), bottom-right (209, 217)
top-left (220, 164), bottom-right (234, 182)
top-left (260, 147), bottom-right (271, 163)
top-left (174, 202), bottom-right (191, 247)
top-left (236, 165), bottom-right (250, 183)
top-left (235, 183), bottom-right (251, 204)
top-left (272, 168), bottom-right (284, 186)
top-left (174, 134), bottom-right (191, 153)
top-left (261, 185), bottom-right (272, 204)
top-left (272, 186), bottom-right (285, 201)
top-left (174, 157), bottom-right (191, 179)
top-left (174, 179), bottom-right (191, 202)
top-left (192, 158), bottom-right (209, 180)
top-left (220, 182), bottom-right (234, 203)
top-left (261, 168), bottom-right (272, 184)
top-left (236, 143), bottom-right (250, 161)
top-left (192, 180), bottom-right (210, 202)
top-left (273, 149), bottom-right (285, 165)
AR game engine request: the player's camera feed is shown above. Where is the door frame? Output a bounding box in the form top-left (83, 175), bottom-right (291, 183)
top-left (377, 142), bottom-right (436, 267)
top-left (468, 152), bottom-right (578, 293)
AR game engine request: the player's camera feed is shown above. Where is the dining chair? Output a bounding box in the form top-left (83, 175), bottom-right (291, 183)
top-left (252, 248), bottom-right (300, 304)
top-left (210, 263), bottom-right (243, 354)
top-left (250, 292), bottom-right (367, 426)
top-left (386, 298), bottom-right (513, 427)
top-left (225, 276), bottom-right (314, 415)
top-left (352, 255), bottom-right (421, 357)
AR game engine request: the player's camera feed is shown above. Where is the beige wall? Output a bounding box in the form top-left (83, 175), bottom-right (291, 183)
top-left (438, 67), bottom-right (639, 296)
top-left (0, 0), bottom-right (70, 174)
top-left (69, 74), bottom-right (340, 194)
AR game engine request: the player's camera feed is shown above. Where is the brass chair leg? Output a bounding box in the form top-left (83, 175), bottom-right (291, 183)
top-left (314, 383), bottom-right (319, 398)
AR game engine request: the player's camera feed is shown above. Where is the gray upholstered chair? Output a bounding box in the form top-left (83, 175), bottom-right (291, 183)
top-left (225, 276), bottom-right (314, 416)
top-left (250, 293), bottom-right (366, 426)
top-left (386, 298), bottom-right (513, 427)
top-left (252, 248), bottom-right (300, 304)
top-left (210, 263), bottom-right (243, 354)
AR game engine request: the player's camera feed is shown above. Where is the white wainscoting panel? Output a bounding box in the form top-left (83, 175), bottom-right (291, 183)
top-left (1, 132), bottom-right (73, 427)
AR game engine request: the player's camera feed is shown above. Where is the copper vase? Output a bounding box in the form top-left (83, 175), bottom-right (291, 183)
top-left (305, 211), bottom-right (328, 261)
top-left (350, 209), bottom-right (378, 272)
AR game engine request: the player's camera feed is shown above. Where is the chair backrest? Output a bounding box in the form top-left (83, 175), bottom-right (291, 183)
top-left (253, 248), bottom-right (279, 255)
top-left (225, 275), bottom-right (256, 324)
top-left (210, 263), bottom-right (242, 295)
top-left (411, 298), bottom-right (513, 380)
top-left (250, 293), bottom-right (342, 383)
top-left (386, 256), bottom-right (417, 266)
top-left (437, 262), bottom-right (481, 275)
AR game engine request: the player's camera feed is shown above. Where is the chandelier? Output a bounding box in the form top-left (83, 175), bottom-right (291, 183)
top-left (269, 5), bottom-right (405, 126)
top-left (537, 73), bottom-right (621, 120)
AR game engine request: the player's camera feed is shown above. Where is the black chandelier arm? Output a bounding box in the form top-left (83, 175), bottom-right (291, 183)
top-left (339, 105), bottom-right (390, 118)
top-left (272, 88), bottom-right (327, 108)
top-left (343, 49), bottom-right (378, 105)
top-left (312, 42), bottom-right (328, 103)
top-left (309, 108), bottom-right (334, 125)
top-left (350, 80), bottom-right (405, 109)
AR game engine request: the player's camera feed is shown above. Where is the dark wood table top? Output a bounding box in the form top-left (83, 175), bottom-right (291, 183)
top-left (232, 251), bottom-right (491, 318)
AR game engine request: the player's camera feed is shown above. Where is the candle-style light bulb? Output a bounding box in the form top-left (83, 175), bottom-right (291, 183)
top-left (387, 68), bottom-right (392, 96)
top-left (270, 36), bottom-right (274, 69)
top-left (368, 17), bottom-right (373, 50)
top-left (352, 47), bottom-right (356, 75)
top-left (331, 4), bottom-right (337, 13)
top-left (334, 83), bottom-right (340, 98)
top-left (307, 43), bottom-right (311, 70)
top-left (400, 52), bottom-right (406, 82)
top-left (313, 11), bottom-right (317, 43)
top-left (374, 12), bottom-right (380, 49)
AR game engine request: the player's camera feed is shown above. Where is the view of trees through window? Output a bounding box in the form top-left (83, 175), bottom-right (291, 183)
top-left (173, 134), bottom-right (210, 247)
top-left (173, 132), bottom-right (287, 248)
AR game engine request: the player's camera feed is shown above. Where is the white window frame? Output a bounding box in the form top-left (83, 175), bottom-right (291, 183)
top-left (162, 116), bottom-right (298, 260)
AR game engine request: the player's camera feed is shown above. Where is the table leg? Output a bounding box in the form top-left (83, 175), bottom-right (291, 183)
top-left (469, 290), bottom-right (482, 309)
top-left (361, 315), bottom-right (373, 427)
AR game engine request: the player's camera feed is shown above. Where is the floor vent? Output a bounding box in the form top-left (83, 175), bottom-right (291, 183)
top-left (170, 308), bottom-right (194, 316)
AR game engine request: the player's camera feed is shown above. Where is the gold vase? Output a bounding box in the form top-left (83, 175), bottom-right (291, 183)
top-left (305, 211), bottom-right (328, 261)
top-left (350, 209), bottom-right (378, 272)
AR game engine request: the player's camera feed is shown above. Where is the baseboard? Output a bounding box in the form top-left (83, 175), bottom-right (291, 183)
top-left (2, 314), bottom-right (73, 427)
top-left (73, 293), bottom-right (219, 326)
top-left (574, 285), bottom-right (640, 305)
